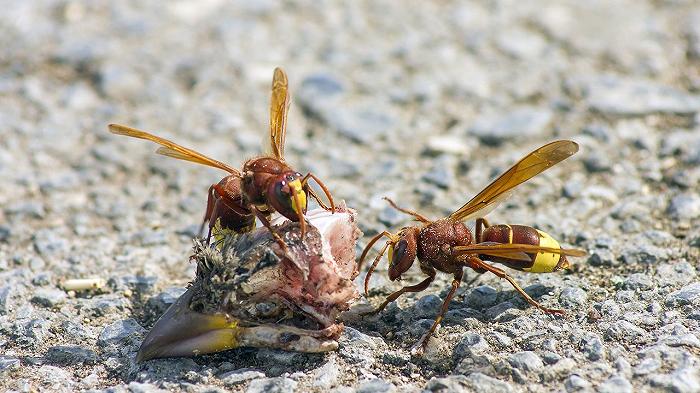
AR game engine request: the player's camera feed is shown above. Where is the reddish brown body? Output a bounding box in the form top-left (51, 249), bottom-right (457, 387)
top-left (417, 219), bottom-right (472, 274)
top-left (109, 68), bottom-right (334, 248)
top-left (202, 156), bottom-right (309, 241)
top-left (359, 140), bottom-right (584, 355)
top-left (202, 175), bottom-right (255, 239)
top-left (480, 224), bottom-right (569, 272)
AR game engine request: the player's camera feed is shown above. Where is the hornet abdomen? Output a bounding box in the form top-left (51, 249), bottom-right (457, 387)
top-left (480, 224), bottom-right (568, 273)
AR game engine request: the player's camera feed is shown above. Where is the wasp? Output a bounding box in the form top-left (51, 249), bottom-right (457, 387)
top-left (359, 140), bottom-right (586, 354)
top-left (109, 68), bottom-right (335, 246)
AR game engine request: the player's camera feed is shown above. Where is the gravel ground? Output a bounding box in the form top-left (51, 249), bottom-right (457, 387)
top-left (2, 1), bottom-right (700, 392)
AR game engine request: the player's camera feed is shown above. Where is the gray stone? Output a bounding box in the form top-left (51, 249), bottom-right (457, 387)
top-left (37, 365), bottom-right (75, 389)
top-left (81, 295), bottom-right (129, 317)
top-left (59, 320), bottom-right (94, 342)
top-left (328, 106), bottom-right (396, 145)
top-left (109, 275), bottom-right (159, 293)
top-left (454, 333), bottom-right (490, 360)
top-left (16, 318), bottom-right (52, 348)
top-left (0, 356), bottom-right (20, 375)
top-left (425, 375), bottom-right (470, 393)
top-left (469, 107), bottom-right (553, 146)
top-left (219, 369), bottom-right (265, 386)
top-left (127, 382), bottom-right (169, 393)
top-left (0, 285), bottom-right (14, 315)
top-left (414, 294), bottom-right (442, 319)
top-left (312, 359), bottom-right (340, 389)
top-left (377, 205), bottom-right (405, 227)
top-left (559, 287), bottom-right (588, 308)
top-left (581, 333), bottom-right (605, 361)
top-left (598, 376), bottom-right (632, 393)
top-left (565, 374), bottom-right (591, 392)
top-left (661, 333), bottom-right (700, 348)
top-left (563, 180), bottom-right (584, 199)
top-left (660, 130), bottom-right (700, 165)
top-left (339, 327), bottom-right (388, 366)
top-left (407, 319), bottom-right (433, 337)
top-left (45, 345), bottom-right (97, 365)
top-left (246, 377), bottom-right (297, 393)
top-left (605, 320), bottom-right (647, 342)
top-left (634, 358), bottom-right (661, 376)
top-left (39, 172), bottom-right (80, 193)
top-left (583, 151), bottom-right (612, 173)
top-left (31, 287), bottom-right (67, 307)
top-left (31, 272), bottom-right (52, 286)
top-left (578, 75), bottom-right (700, 115)
top-left (666, 283), bottom-right (700, 307)
top-left (297, 73), bottom-right (345, 109)
top-left (588, 249), bottom-right (618, 267)
top-left (466, 285), bottom-right (499, 309)
top-left (623, 273), bottom-right (654, 291)
top-left (97, 318), bottom-right (145, 348)
top-left (0, 225), bottom-right (11, 242)
top-left (4, 201), bottom-right (45, 218)
top-left (542, 352), bottom-right (561, 365)
top-left (466, 373), bottom-right (514, 393)
top-left (421, 156), bottom-right (455, 189)
top-left (657, 262), bottom-right (697, 287)
top-left (649, 367), bottom-right (700, 393)
top-left (146, 287), bottom-right (187, 315)
top-left (33, 229), bottom-right (69, 256)
top-left (620, 244), bottom-right (669, 264)
top-left (99, 64), bottom-right (143, 100)
top-left (136, 229), bottom-right (168, 246)
top-left (667, 193), bottom-right (700, 220)
top-left (642, 230), bottom-right (675, 246)
top-left (507, 351), bottom-right (543, 372)
top-left (355, 379), bottom-right (396, 393)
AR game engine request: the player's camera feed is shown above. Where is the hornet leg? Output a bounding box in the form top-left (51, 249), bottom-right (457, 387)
top-left (361, 267), bottom-right (436, 316)
top-left (412, 268), bottom-right (464, 356)
top-left (466, 256), bottom-right (564, 315)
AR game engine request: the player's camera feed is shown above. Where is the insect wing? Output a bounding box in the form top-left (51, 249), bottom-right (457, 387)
top-left (108, 124), bottom-right (240, 175)
top-left (269, 67), bottom-right (290, 160)
top-left (449, 140), bottom-right (578, 222)
top-left (454, 243), bottom-right (587, 258)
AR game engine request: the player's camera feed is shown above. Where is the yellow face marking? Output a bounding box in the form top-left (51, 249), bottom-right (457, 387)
top-left (288, 179), bottom-right (307, 214)
top-left (526, 229), bottom-right (561, 273)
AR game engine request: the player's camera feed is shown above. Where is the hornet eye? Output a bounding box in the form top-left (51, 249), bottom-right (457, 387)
top-left (273, 181), bottom-right (293, 208)
top-left (391, 239), bottom-right (408, 267)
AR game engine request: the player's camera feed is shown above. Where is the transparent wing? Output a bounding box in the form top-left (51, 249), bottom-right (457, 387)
top-left (108, 124), bottom-right (240, 175)
top-left (269, 67), bottom-right (290, 160)
top-left (449, 140), bottom-right (578, 222)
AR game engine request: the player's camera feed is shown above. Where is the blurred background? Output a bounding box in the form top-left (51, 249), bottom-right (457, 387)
top-left (1, 1), bottom-right (700, 391)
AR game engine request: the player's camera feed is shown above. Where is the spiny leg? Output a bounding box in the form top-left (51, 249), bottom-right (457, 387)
top-left (412, 268), bottom-right (464, 355)
top-left (467, 256), bottom-right (564, 315)
top-left (301, 172), bottom-right (335, 212)
top-left (253, 206), bottom-right (290, 255)
top-left (358, 231), bottom-right (396, 272)
top-left (364, 241), bottom-right (390, 296)
top-left (200, 184), bottom-right (217, 242)
top-left (475, 217), bottom-right (491, 243)
top-left (306, 187), bottom-right (331, 210)
top-left (361, 267), bottom-right (436, 316)
top-left (383, 197), bottom-right (431, 224)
